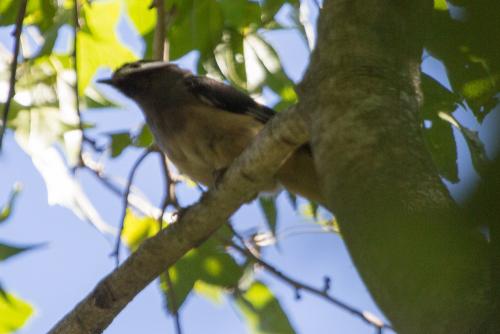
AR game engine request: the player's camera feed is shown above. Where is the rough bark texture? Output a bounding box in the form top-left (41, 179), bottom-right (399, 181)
top-left (49, 108), bottom-right (308, 333)
top-left (298, 0), bottom-right (494, 333)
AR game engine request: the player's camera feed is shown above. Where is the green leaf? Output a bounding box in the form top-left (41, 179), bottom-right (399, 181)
top-left (434, 0), bottom-right (448, 10)
top-left (235, 281), bottom-right (296, 334)
top-left (423, 118), bottom-right (459, 183)
top-left (0, 0), bottom-right (19, 25)
top-left (193, 281), bottom-right (225, 304)
top-left (259, 197), bottom-right (278, 234)
top-left (438, 112), bottom-right (489, 176)
top-left (0, 183), bottom-right (22, 224)
top-left (124, 0), bottom-right (157, 35)
top-left (460, 125), bottom-right (489, 176)
top-left (78, 0), bottom-right (137, 95)
top-left (0, 0), bottom-right (57, 31)
top-left (0, 293), bottom-right (33, 333)
top-left (109, 132), bottom-right (132, 158)
top-left (0, 242), bottom-right (40, 262)
top-left (219, 0), bottom-right (261, 29)
top-left (214, 30), bottom-right (247, 89)
top-left (134, 124), bottom-right (154, 148)
top-left (421, 74), bottom-right (460, 182)
top-left (121, 210), bottom-right (159, 251)
top-left (161, 235), bottom-right (243, 312)
top-left (421, 74), bottom-right (460, 119)
top-left (168, 0), bottom-right (224, 60)
top-left (245, 34), bottom-right (297, 106)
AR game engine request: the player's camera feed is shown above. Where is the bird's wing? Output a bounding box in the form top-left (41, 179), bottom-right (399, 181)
top-left (184, 75), bottom-right (276, 123)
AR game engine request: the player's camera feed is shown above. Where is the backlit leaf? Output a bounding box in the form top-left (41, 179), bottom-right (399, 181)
top-left (235, 281), bottom-right (296, 334)
top-left (0, 293), bottom-right (33, 333)
top-left (259, 197), bottom-right (278, 234)
top-left (121, 210), bottom-right (159, 251)
top-left (161, 235), bottom-right (243, 312)
top-left (78, 0), bottom-right (136, 95)
top-left (109, 132), bottom-right (132, 158)
top-left (168, 0), bottom-right (224, 60)
top-left (0, 242), bottom-right (40, 262)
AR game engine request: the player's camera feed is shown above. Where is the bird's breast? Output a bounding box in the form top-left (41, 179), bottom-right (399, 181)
top-left (146, 104), bottom-right (264, 186)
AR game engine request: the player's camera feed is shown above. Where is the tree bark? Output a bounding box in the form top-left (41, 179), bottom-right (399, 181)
top-left (299, 0), bottom-right (494, 332)
top-left (49, 108), bottom-right (308, 333)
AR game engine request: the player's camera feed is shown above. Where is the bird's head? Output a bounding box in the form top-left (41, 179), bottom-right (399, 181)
top-left (97, 60), bottom-right (190, 100)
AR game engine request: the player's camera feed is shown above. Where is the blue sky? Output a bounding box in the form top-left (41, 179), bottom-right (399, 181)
top-left (1, 1), bottom-right (499, 333)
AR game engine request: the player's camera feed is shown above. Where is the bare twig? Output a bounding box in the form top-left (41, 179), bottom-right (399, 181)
top-left (82, 160), bottom-right (171, 221)
top-left (150, 2), bottom-right (182, 331)
top-left (48, 105), bottom-right (308, 334)
top-left (163, 271), bottom-right (182, 334)
top-left (226, 234), bottom-right (393, 332)
top-left (0, 0), bottom-right (28, 150)
top-left (72, 0), bottom-right (84, 165)
top-left (112, 148), bottom-right (154, 266)
top-left (83, 135), bottom-right (105, 152)
top-left (158, 154), bottom-right (180, 221)
top-left (152, 0), bottom-right (167, 61)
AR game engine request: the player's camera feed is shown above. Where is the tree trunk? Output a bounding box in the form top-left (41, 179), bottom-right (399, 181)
top-left (299, 0), bottom-right (495, 332)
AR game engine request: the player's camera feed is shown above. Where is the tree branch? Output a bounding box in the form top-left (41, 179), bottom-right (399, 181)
top-left (48, 106), bottom-right (308, 334)
top-left (299, 0), bottom-right (493, 332)
top-left (227, 239), bottom-right (392, 331)
top-left (112, 148), bottom-right (154, 266)
top-left (0, 0), bottom-right (28, 150)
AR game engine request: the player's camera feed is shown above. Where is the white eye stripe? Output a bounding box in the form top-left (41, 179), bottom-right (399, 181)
top-left (115, 61), bottom-right (175, 77)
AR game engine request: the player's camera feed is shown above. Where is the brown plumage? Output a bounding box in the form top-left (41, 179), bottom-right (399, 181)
top-left (98, 61), bottom-right (323, 204)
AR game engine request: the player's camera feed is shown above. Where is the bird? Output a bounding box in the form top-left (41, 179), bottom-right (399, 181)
top-left (98, 60), bottom-right (323, 204)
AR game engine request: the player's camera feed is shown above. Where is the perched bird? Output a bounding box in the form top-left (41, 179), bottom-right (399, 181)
top-left (98, 60), bottom-right (323, 204)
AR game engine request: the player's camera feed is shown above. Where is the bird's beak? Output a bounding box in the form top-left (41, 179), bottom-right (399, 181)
top-left (97, 78), bottom-right (115, 85)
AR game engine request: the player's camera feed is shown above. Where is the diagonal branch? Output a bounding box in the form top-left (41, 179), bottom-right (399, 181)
top-left (227, 239), bottom-right (393, 332)
top-left (48, 106), bottom-right (308, 334)
top-left (0, 0), bottom-right (28, 150)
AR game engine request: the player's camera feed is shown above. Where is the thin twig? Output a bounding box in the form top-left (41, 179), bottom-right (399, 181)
top-left (227, 237), bottom-right (393, 332)
top-left (0, 0), bottom-right (28, 150)
top-left (83, 135), bottom-right (105, 152)
top-left (112, 148), bottom-right (154, 266)
top-left (157, 154), bottom-right (180, 222)
top-left (152, 0), bottom-right (167, 61)
top-left (151, 1), bottom-right (182, 331)
top-left (82, 160), bottom-right (170, 222)
top-left (72, 0), bottom-right (84, 165)
top-left (163, 271), bottom-right (182, 334)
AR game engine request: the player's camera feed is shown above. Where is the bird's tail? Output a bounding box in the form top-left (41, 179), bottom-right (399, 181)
top-left (276, 145), bottom-right (325, 206)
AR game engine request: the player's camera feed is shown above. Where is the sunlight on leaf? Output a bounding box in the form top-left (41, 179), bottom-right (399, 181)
top-left (434, 0), bottom-right (448, 10)
top-left (161, 235), bottom-right (243, 312)
top-left (78, 0), bottom-right (137, 95)
top-left (438, 112), bottom-right (489, 176)
top-left (121, 210), bottom-right (159, 251)
top-left (194, 281), bottom-right (224, 304)
top-left (235, 281), bottom-right (296, 334)
top-left (124, 0), bottom-right (156, 35)
top-left (0, 293), bottom-right (33, 334)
